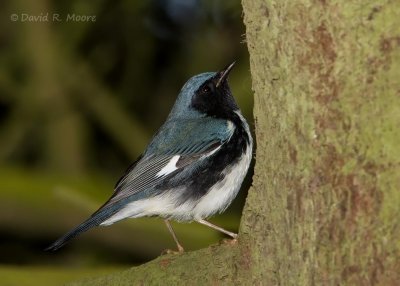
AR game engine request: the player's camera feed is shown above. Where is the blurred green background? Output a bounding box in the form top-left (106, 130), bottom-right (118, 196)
top-left (0, 0), bottom-right (253, 284)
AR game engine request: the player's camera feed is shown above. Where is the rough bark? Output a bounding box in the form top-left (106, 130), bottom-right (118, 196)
top-left (69, 0), bottom-right (400, 285)
top-left (241, 0), bottom-right (400, 284)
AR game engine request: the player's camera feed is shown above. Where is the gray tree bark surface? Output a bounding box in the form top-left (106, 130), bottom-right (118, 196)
top-left (69, 0), bottom-right (400, 285)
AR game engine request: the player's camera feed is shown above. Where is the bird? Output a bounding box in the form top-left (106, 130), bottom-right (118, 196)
top-left (46, 62), bottom-right (253, 253)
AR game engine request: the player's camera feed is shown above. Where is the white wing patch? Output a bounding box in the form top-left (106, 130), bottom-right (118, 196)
top-left (156, 155), bottom-right (180, 177)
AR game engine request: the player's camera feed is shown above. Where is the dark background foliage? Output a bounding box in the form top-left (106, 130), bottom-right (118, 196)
top-left (0, 0), bottom-right (252, 283)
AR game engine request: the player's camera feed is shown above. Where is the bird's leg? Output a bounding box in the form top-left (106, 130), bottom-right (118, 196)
top-left (196, 219), bottom-right (237, 239)
top-left (164, 219), bottom-right (184, 253)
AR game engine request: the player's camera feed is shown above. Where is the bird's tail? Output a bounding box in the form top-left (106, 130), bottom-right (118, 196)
top-left (45, 206), bottom-right (119, 251)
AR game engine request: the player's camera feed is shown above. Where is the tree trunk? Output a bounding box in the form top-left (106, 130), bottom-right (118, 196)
top-left (69, 0), bottom-right (400, 285)
top-left (241, 0), bottom-right (400, 284)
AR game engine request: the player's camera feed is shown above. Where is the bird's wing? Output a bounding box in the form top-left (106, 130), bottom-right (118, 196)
top-left (100, 118), bottom-right (234, 209)
top-left (106, 145), bottom-right (226, 206)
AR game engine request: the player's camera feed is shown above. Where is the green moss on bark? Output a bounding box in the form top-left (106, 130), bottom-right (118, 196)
top-left (241, 0), bottom-right (400, 285)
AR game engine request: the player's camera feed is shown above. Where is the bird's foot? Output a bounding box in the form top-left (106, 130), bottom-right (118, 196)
top-left (177, 244), bottom-right (184, 253)
top-left (220, 237), bottom-right (238, 246)
top-left (161, 246), bottom-right (184, 255)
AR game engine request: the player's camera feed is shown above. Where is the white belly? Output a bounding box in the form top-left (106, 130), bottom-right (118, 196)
top-left (192, 144), bottom-right (252, 219)
top-left (100, 143), bottom-right (252, 225)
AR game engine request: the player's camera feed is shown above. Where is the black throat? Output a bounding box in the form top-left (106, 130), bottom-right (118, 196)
top-left (190, 77), bottom-right (239, 121)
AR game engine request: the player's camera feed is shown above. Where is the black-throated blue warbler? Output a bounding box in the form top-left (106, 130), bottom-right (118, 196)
top-left (46, 62), bottom-right (253, 252)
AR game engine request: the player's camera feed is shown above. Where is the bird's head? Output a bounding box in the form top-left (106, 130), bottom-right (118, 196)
top-left (168, 62), bottom-right (238, 120)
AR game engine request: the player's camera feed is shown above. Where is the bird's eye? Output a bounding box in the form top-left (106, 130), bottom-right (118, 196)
top-left (201, 85), bottom-right (211, 94)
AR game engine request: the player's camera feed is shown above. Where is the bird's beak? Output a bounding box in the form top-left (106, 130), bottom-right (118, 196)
top-left (215, 61), bottom-right (235, 88)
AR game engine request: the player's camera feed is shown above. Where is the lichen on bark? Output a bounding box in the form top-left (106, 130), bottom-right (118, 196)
top-left (241, 0), bottom-right (400, 285)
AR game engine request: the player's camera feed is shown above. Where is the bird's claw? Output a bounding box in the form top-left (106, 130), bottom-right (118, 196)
top-left (161, 246), bottom-right (184, 255)
top-left (220, 237), bottom-right (238, 246)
